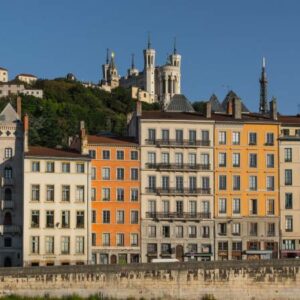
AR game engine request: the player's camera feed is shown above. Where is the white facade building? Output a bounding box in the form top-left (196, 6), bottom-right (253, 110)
top-left (0, 67), bottom-right (8, 83)
top-left (15, 74), bottom-right (37, 85)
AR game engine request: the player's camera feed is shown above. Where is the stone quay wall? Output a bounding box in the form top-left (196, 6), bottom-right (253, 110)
top-left (1, 259), bottom-right (300, 299)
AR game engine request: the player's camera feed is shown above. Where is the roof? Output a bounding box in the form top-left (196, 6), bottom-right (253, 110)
top-left (0, 103), bottom-right (20, 122)
top-left (165, 94), bottom-right (195, 113)
top-left (141, 111), bottom-right (208, 120)
top-left (221, 90), bottom-right (249, 113)
top-left (25, 146), bottom-right (89, 159)
top-left (16, 73), bottom-right (37, 78)
top-left (87, 135), bottom-right (138, 146)
top-left (0, 67), bottom-right (8, 71)
top-left (208, 94), bottom-right (224, 112)
top-left (277, 115), bottom-right (300, 125)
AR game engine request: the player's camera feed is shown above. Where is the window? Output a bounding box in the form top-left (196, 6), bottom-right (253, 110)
top-left (61, 236), bottom-right (70, 254)
top-left (62, 162), bottom-right (70, 173)
top-left (284, 148), bottom-right (292, 162)
top-left (176, 226), bottom-right (184, 238)
top-left (266, 154), bottom-right (274, 168)
top-left (176, 176), bottom-right (184, 191)
top-left (75, 236), bottom-right (84, 254)
top-left (266, 133), bottom-right (274, 145)
top-left (92, 233), bottom-right (96, 246)
top-left (91, 167), bottom-right (96, 180)
top-left (117, 168), bottom-right (124, 180)
top-left (285, 169), bottom-right (292, 185)
top-left (103, 210), bottom-right (110, 223)
top-left (232, 153), bottom-right (240, 167)
top-left (218, 223), bottom-right (227, 236)
top-left (202, 226), bottom-right (210, 238)
top-left (218, 131), bottom-right (226, 144)
top-left (31, 236), bottom-right (39, 254)
top-left (89, 150), bottom-right (96, 159)
top-left (249, 132), bottom-right (257, 145)
top-left (189, 176), bottom-right (196, 192)
top-left (46, 162), bottom-right (55, 173)
top-left (131, 151), bottom-right (138, 160)
top-left (249, 154), bottom-right (257, 168)
top-left (162, 129), bottom-right (169, 142)
top-left (219, 175), bottom-right (227, 190)
top-left (283, 240), bottom-right (295, 250)
top-left (102, 168), bottom-right (110, 180)
top-left (161, 152), bottom-right (169, 164)
top-left (267, 199), bottom-right (275, 215)
top-left (62, 211), bottom-right (70, 228)
top-left (188, 153), bottom-right (197, 166)
top-left (188, 226), bottom-right (197, 238)
top-left (31, 185), bottom-right (40, 201)
top-left (202, 130), bottom-right (210, 142)
top-left (218, 153), bottom-right (226, 167)
top-left (267, 223), bottom-right (275, 236)
top-left (46, 185), bottom-right (54, 201)
top-left (76, 186), bottom-right (84, 202)
top-left (31, 161), bottom-right (40, 172)
top-left (76, 211), bottom-right (84, 228)
top-left (232, 241), bottom-right (242, 251)
top-left (116, 233), bottom-right (124, 246)
top-left (232, 223), bottom-right (240, 235)
top-left (232, 132), bottom-right (240, 145)
top-left (4, 167), bottom-right (12, 179)
top-left (131, 233), bottom-right (138, 246)
top-left (31, 210), bottom-right (39, 228)
top-left (176, 129), bottom-right (183, 144)
top-left (45, 236), bottom-right (54, 254)
top-left (266, 176), bottom-right (274, 191)
top-left (233, 175), bottom-right (240, 191)
top-left (131, 168), bottom-right (138, 180)
top-left (102, 150), bottom-right (110, 159)
top-left (175, 153), bottom-right (183, 165)
top-left (189, 129), bottom-right (197, 144)
top-left (116, 150), bottom-right (124, 160)
top-left (162, 226), bottom-right (170, 238)
top-left (102, 233), bottom-right (110, 246)
top-left (91, 188), bottom-right (96, 201)
top-left (131, 188), bottom-right (138, 201)
top-left (189, 201), bottom-right (197, 216)
top-left (102, 188), bottom-right (110, 201)
top-left (202, 176), bottom-right (210, 190)
top-left (202, 201), bottom-right (210, 214)
top-left (148, 128), bottom-right (156, 143)
top-left (116, 210), bottom-right (125, 224)
top-left (147, 152), bottom-right (156, 164)
top-left (200, 153), bottom-right (209, 166)
top-left (62, 185), bottom-right (70, 202)
top-left (117, 188), bottom-right (124, 201)
top-left (285, 193), bottom-right (293, 209)
top-left (46, 211), bottom-right (54, 228)
top-left (131, 211), bottom-right (139, 224)
top-left (146, 225), bottom-right (156, 238)
top-left (92, 210), bottom-right (96, 223)
top-left (249, 176), bottom-right (257, 191)
top-left (285, 216), bottom-right (293, 232)
top-left (250, 199), bottom-right (258, 215)
top-left (76, 163), bottom-right (84, 173)
top-left (219, 198), bottom-right (227, 214)
top-left (250, 223), bottom-right (258, 236)
top-left (4, 188), bottom-right (12, 201)
top-left (4, 148), bottom-right (12, 158)
top-left (233, 198), bottom-right (240, 214)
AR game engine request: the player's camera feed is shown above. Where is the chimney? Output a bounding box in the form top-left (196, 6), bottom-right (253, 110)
top-left (205, 101), bottom-right (211, 118)
top-left (80, 121), bottom-right (89, 155)
top-left (24, 114), bottom-right (29, 152)
top-left (136, 99), bottom-right (142, 117)
top-left (17, 96), bottom-right (22, 118)
top-left (270, 97), bottom-right (278, 120)
top-left (227, 100), bottom-right (233, 115)
top-left (233, 98), bottom-right (242, 119)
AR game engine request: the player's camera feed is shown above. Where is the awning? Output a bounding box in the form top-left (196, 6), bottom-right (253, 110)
top-left (246, 250), bottom-right (273, 255)
top-left (184, 252), bottom-right (212, 257)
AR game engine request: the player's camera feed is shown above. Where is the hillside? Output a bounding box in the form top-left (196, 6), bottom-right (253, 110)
top-left (0, 79), bottom-right (159, 148)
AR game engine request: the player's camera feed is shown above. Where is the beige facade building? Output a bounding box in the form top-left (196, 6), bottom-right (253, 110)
top-left (0, 67), bottom-right (8, 82)
top-left (15, 74), bottom-right (37, 85)
top-left (23, 125), bottom-right (92, 266)
top-left (0, 101), bottom-right (23, 267)
top-left (278, 116), bottom-right (300, 258)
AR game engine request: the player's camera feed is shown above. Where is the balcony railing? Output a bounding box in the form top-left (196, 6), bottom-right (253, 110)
top-left (1, 178), bottom-right (14, 186)
top-left (146, 163), bottom-right (210, 171)
top-left (145, 139), bottom-right (210, 147)
top-left (1, 200), bottom-right (14, 210)
top-left (146, 187), bottom-right (211, 195)
top-left (146, 211), bottom-right (211, 220)
top-left (0, 225), bottom-right (21, 234)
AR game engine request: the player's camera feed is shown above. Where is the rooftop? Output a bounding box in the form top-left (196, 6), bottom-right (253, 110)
top-left (165, 94), bottom-right (195, 113)
top-left (0, 67), bottom-right (8, 71)
top-left (16, 73), bottom-right (37, 78)
top-left (87, 134), bottom-right (138, 146)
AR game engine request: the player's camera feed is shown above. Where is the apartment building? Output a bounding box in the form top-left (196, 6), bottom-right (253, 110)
top-left (23, 118), bottom-right (91, 266)
top-left (278, 115), bottom-right (300, 258)
top-left (85, 135), bottom-right (140, 265)
top-left (214, 99), bottom-right (280, 260)
top-left (129, 96), bottom-right (215, 262)
top-left (15, 73), bottom-right (37, 85)
top-left (0, 101), bottom-right (23, 267)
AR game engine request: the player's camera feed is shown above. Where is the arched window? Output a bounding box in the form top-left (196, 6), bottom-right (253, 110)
top-left (4, 189), bottom-right (12, 201)
top-left (4, 167), bottom-right (12, 179)
top-left (3, 212), bottom-right (12, 225)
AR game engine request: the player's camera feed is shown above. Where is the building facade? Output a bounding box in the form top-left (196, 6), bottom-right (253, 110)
top-left (278, 116), bottom-right (300, 258)
top-left (0, 67), bottom-right (8, 83)
top-left (214, 99), bottom-right (280, 260)
top-left (15, 74), bottom-right (37, 85)
top-left (23, 133), bottom-right (91, 266)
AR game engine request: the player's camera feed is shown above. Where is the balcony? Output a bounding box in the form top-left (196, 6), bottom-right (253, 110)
top-left (145, 139), bottom-right (210, 147)
top-left (146, 163), bottom-right (210, 171)
top-left (1, 200), bottom-right (14, 210)
top-left (1, 178), bottom-right (14, 186)
top-left (0, 225), bottom-right (21, 235)
top-left (146, 187), bottom-right (211, 196)
top-left (146, 211), bottom-right (211, 220)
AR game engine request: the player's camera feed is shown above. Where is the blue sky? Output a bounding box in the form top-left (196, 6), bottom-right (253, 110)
top-left (1, 0), bottom-right (300, 114)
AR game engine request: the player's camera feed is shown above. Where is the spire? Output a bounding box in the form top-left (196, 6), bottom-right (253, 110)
top-left (147, 32), bottom-right (151, 49)
top-left (131, 53), bottom-right (135, 69)
top-left (106, 48), bottom-right (109, 64)
top-left (173, 37), bottom-right (177, 54)
top-left (109, 51), bottom-right (116, 69)
top-left (259, 56), bottom-right (268, 114)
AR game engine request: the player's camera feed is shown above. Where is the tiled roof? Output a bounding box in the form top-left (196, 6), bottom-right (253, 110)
top-left (278, 115), bottom-right (300, 125)
top-left (209, 94), bottom-right (224, 112)
top-left (221, 90), bottom-right (250, 112)
top-left (166, 94), bottom-right (195, 113)
top-left (87, 135), bottom-right (138, 146)
top-left (25, 146), bottom-right (89, 158)
top-left (141, 111), bottom-right (208, 120)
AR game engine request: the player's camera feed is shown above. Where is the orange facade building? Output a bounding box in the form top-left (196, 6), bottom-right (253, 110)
top-left (86, 135), bottom-right (140, 264)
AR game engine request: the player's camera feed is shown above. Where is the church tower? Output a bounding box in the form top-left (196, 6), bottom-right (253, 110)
top-left (143, 34), bottom-right (156, 101)
top-left (259, 57), bottom-right (268, 114)
top-left (107, 51), bottom-right (119, 88)
top-left (168, 37), bottom-right (181, 94)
